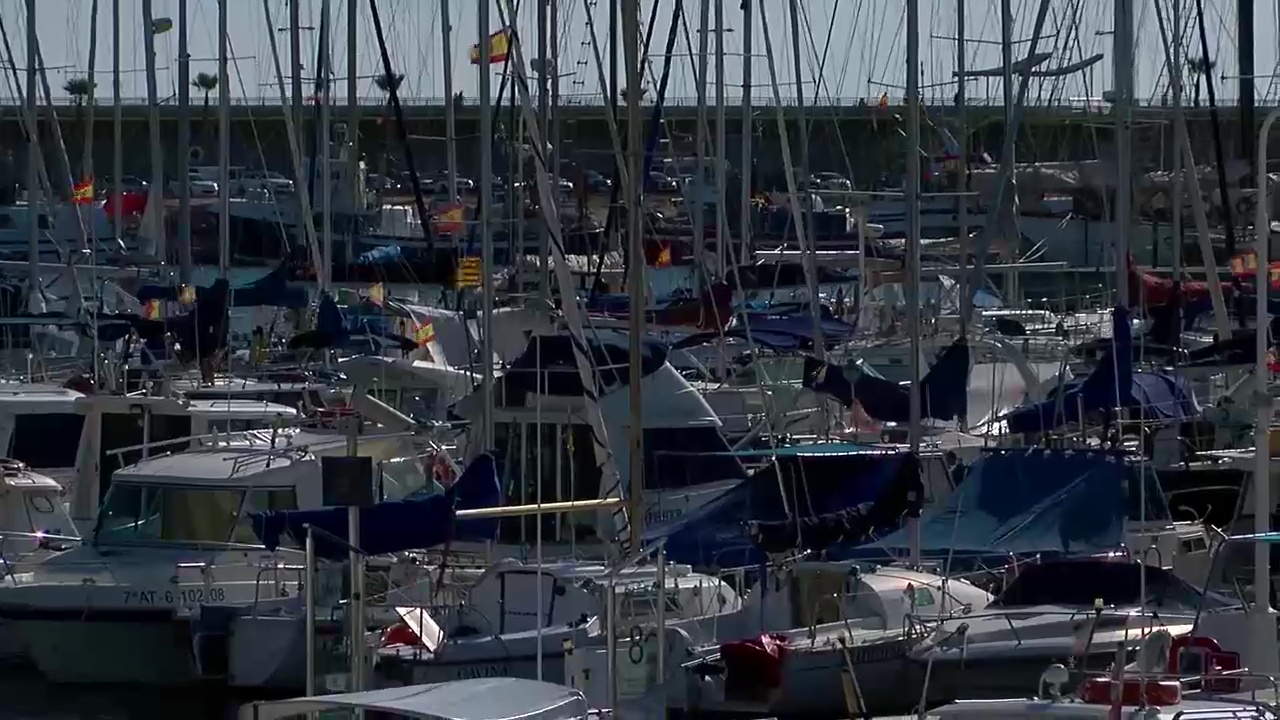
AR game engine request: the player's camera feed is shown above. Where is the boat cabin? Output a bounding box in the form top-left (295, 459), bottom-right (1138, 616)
top-left (70, 394), bottom-right (306, 533)
top-left (450, 331), bottom-right (749, 546)
top-left (723, 562), bottom-right (991, 639)
top-left (454, 558), bottom-right (742, 636)
top-left (0, 460), bottom-right (77, 555)
top-left (95, 447), bottom-right (314, 547)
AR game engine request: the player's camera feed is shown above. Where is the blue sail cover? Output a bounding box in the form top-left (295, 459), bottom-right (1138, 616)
top-left (644, 445), bottom-right (911, 569)
top-left (849, 448), bottom-right (1168, 564)
top-left (135, 263), bottom-right (307, 309)
top-left (1005, 306), bottom-right (1196, 433)
top-left (250, 453), bottom-right (503, 560)
top-left (851, 338), bottom-right (971, 422)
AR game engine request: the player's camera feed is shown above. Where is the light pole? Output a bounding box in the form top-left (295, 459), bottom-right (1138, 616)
top-left (1250, 108), bottom-right (1279, 675)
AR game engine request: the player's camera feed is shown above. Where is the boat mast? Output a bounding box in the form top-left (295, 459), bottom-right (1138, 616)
top-left (623, 0), bottom-right (644, 552)
top-left (905, 0), bottom-right (921, 565)
top-left (141, 0), bottom-right (164, 263)
top-left (713, 0), bottom-right (727, 279)
top-left (24, 0), bottom-right (37, 307)
top-left (693, 0), bottom-right (709, 276)
top-left (478, 0), bottom-right (495, 451)
top-left (737, 0), bottom-right (751, 268)
top-left (441, 0), bottom-right (458, 203)
top-left (536, 0), bottom-right (548, 296)
top-left (177, 0), bottom-right (192, 285)
top-left (345, 0), bottom-right (358, 266)
top-left (1113, 0), bottom-right (1131, 306)
top-left (218, 0), bottom-right (230, 279)
top-left (955, 0), bottom-right (968, 338)
top-left (320, 0), bottom-right (332, 293)
top-left (999, 0), bottom-right (1016, 304)
top-left (111, 0), bottom-right (122, 249)
top-left (82, 0), bottom-right (100, 257)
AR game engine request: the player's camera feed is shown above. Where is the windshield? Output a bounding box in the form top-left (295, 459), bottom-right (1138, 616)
top-left (94, 483), bottom-right (296, 545)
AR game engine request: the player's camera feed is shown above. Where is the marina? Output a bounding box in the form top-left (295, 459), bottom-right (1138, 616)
top-left (5, 0), bottom-right (1280, 718)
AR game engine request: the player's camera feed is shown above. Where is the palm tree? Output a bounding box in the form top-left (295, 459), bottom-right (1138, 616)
top-left (63, 77), bottom-right (95, 179)
top-left (193, 72), bottom-right (219, 157)
top-left (1187, 56), bottom-right (1214, 108)
top-left (374, 72), bottom-right (404, 96)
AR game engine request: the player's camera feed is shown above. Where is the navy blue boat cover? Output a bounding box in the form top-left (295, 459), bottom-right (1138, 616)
top-left (846, 337), bottom-right (971, 422)
top-left (1006, 306), bottom-right (1197, 433)
top-left (250, 453), bottom-right (502, 559)
top-left (644, 445), bottom-right (913, 569)
top-left (849, 448), bottom-right (1168, 563)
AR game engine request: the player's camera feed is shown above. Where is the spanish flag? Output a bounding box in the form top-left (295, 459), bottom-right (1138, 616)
top-left (71, 180), bottom-right (94, 205)
top-left (651, 245), bottom-right (672, 268)
top-left (367, 282), bottom-right (386, 307)
top-left (143, 299), bottom-right (162, 320)
top-left (434, 203), bottom-right (465, 235)
top-left (413, 320), bottom-right (435, 347)
top-left (469, 28), bottom-right (512, 65)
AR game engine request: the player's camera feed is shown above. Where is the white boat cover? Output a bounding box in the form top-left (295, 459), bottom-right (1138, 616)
top-left (242, 678), bottom-right (589, 720)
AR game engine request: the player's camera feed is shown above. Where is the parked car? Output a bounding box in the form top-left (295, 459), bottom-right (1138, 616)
top-left (234, 170), bottom-right (294, 196)
top-left (171, 173), bottom-right (218, 198)
top-left (805, 172), bottom-right (852, 192)
top-left (648, 171), bottom-right (678, 193)
top-left (429, 175), bottom-right (475, 195)
top-left (583, 170), bottom-right (612, 193)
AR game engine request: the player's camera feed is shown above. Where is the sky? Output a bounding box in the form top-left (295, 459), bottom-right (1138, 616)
top-left (0, 0), bottom-right (1272, 108)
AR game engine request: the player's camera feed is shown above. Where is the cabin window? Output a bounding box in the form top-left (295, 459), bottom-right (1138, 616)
top-left (95, 483), bottom-right (246, 545)
top-left (0, 214), bottom-right (14, 229)
top-left (8, 413), bottom-right (86, 468)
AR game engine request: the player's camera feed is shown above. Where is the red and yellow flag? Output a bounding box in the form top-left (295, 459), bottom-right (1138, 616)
top-left (71, 179), bottom-right (94, 205)
top-left (413, 320), bottom-right (435, 347)
top-left (434, 203), bottom-right (465, 235)
top-left (142, 299), bottom-right (161, 320)
top-left (469, 28), bottom-right (512, 65)
top-left (367, 282), bottom-right (385, 307)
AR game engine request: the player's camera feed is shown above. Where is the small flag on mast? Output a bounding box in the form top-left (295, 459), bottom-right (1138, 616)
top-left (366, 282), bottom-right (386, 307)
top-left (71, 180), bottom-right (94, 205)
top-left (142, 299), bottom-right (162, 320)
top-left (413, 320), bottom-right (435, 347)
top-left (469, 28), bottom-right (512, 65)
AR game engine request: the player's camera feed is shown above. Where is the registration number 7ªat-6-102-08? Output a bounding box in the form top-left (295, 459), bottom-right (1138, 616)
top-left (121, 587), bottom-right (228, 606)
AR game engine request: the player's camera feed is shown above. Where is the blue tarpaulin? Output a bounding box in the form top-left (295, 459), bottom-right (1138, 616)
top-left (1005, 306), bottom-right (1196, 433)
top-left (850, 338), bottom-right (971, 422)
top-left (644, 446), bottom-right (914, 568)
top-left (250, 453), bottom-right (502, 559)
top-left (848, 448), bottom-right (1168, 563)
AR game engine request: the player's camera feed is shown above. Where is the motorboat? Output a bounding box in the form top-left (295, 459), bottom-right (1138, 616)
top-left (0, 444), bottom-right (335, 685)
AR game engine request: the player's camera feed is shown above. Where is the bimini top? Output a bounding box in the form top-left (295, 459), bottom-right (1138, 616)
top-left (243, 678), bottom-right (588, 720)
